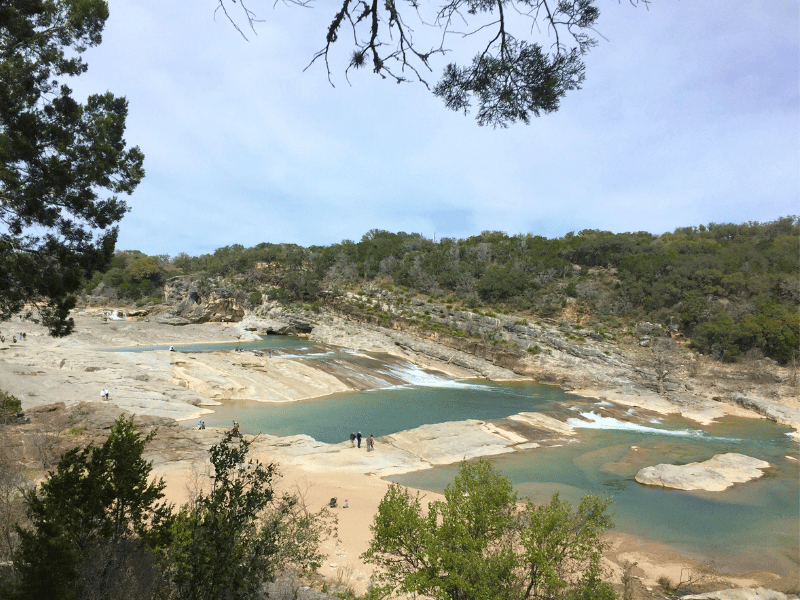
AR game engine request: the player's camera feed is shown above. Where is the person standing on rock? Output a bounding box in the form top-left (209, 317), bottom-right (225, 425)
top-left (350, 432), bottom-right (356, 447)
top-left (357, 432), bottom-right (362, 448)
top-left (368, 435), bottom-right (375, 451)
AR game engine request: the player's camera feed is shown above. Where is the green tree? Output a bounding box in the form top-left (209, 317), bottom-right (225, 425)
top-left (11, 416), bottom-right (173, 600)
top-left (168, 433), bottom-right (331, 600)
top-left (0, 390), bottom-right (21, 423)
top-left (0, 0), bottom-right (144, 336)
top-left (363, 459), bottom-right (617, 600)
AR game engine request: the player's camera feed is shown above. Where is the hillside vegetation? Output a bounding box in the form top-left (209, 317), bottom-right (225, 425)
top-left (85, 218), bottom-right (799, 365)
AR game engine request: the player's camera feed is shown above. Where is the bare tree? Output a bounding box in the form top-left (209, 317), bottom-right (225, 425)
top-left (651, 338), bottom-right (675, 396)
top-left (0, 434), bottom-right (32, 562)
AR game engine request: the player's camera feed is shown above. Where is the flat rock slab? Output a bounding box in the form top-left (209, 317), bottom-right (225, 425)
top-left (635, 453), bottom-right (770, 491)
top-left (508, 412), bottom-right (576, 436)
top-left (682, 588), bottom-right (799, 600)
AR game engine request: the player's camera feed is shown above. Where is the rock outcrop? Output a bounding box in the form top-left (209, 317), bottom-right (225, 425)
top-left (635, 453), bottom-right (771, 491)
top-left (156, 276), bottom-right (245, 325)
top-left (240, 306), bottom-right (313, 335)
top-left (682, 589), bottom-right (799, 600)
top-left (726, 393), bottom-right (800, 430)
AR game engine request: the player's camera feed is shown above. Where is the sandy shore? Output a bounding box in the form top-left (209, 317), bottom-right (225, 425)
top-left (153, 441), bottom-right (794, 597)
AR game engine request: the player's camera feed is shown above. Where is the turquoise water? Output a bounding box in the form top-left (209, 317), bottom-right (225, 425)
top-left (199, 372), bottom-right (798, 575)
top-left (201, 379), bottom-right (579, 443)
top-left (112, 339), bottom-right (798, 573)
top-left (389, 414), bottom-right (799, 574)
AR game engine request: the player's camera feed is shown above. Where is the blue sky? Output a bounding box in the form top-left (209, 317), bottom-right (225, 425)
top-left (71, 1), bottom-right (799, 256)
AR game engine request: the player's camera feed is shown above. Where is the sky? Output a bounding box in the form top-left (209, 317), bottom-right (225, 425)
top-left (69, 0), bottom-right (799, 257)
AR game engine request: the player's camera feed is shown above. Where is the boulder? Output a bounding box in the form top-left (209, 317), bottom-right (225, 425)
top-left (157, 276), bottom-right (245, 324)
top-left (240, 308), bottom-right (313, 335)
top-left (635, 453), bottom-right (770, 491)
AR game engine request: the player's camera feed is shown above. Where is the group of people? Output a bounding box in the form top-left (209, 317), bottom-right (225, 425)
top-left (1, 332), bottom-right (25, 343)
top-left (349, 431), bottom-right (375, 451)
top-left (100, 388), bottom-right (110, 401)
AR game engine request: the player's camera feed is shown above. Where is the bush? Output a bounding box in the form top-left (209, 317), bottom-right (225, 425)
top-left (0, 391), bottom-right (21, 418)
top-left (248, 291), bottom-right (263, 306)
top-left (12, 416), bottom-right (174, 600)
top-left (363, 459), bottom-right (617, 600)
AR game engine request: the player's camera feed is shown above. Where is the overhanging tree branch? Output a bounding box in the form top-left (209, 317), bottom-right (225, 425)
top-left (215, 0), bottom-right (648, 126)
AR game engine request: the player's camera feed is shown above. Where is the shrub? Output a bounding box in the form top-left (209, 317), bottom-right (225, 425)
top-left (248, 291), bottom-right (263, 306)
top-left (0, 391), bottom-right (21, 420)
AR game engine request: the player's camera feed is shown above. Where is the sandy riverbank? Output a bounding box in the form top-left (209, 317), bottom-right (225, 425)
top-left (152, 436), bottom-right (794, 597)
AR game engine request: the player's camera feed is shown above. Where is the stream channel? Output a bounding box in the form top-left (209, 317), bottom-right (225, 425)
top-left (108, 336), bottom-right (800, 578)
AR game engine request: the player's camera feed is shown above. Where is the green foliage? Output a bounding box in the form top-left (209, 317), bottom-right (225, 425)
top-left (0, 0), bottom-right (144, 336)
top-left (12, 416), bottom-right (173, 599)
top-left (168, 433), bottom-right (332, 600)
top-left (5, 419), bottom-right (332, 600)
top-left (0, 391), bottom-right (21, 419)
top-left (477, 266), bottom-right (527, 303)
top-left (363, 459), bottom-right (617, 600)
top-left (691, 302), bottom-right (800, 364)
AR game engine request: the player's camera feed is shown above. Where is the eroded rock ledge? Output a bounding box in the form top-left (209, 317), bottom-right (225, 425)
top-left (634, 453), bottom-right (771, 491)
top-left (683, 588), bottom-right (799, 600)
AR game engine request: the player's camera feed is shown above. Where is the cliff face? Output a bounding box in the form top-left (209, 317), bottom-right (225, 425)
top-left (155, 277), bottom-right (245, 325)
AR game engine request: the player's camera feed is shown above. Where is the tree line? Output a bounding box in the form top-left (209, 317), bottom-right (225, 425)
top-left (91, 218), bottom-right (799, 364)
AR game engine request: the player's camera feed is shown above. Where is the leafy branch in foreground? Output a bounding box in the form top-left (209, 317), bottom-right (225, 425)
top-left (1, 0), bottom-right (144, 336)
top-left (216, 0), bottom-right (648, 127)
top-left (168, 432), bottom-right (335, 600)
top-left (11, 416), bottom-right (173, 600)
top-left (363, 458), bottom-right (617, 599)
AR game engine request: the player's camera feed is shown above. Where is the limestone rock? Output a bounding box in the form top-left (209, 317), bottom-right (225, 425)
top-left (682, 588), bottom-right (799, 600)
top-left (728, 393), bottom-right (800, 430)
top-left (507, 412), bottom-right (576, 436)
top-left (157, 276), bottom-right (244, 324)
top-left (240, 308), bottom-right (313, 335)
top-left (635, 453), bottom-right (770, 491)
